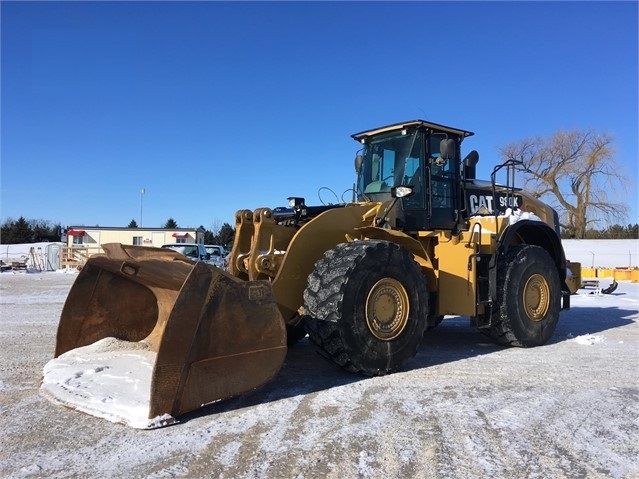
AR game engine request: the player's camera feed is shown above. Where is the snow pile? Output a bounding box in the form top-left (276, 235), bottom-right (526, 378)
top-left (40, 337), bottom-right (175, 429)
top-left (505, 207), bottom-right (543, 225)
top-left (570, 334), bottom-right (606, 345)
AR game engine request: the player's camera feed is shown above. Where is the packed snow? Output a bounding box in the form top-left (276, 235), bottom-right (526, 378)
top-left (1, 240), bottom-right (638, 478)
top-left (40, 337), bottom-right (175, 429)
top-left (504, 207), bottom-right (543, 225)
top-left (568, 333), bottom-right (607, 345)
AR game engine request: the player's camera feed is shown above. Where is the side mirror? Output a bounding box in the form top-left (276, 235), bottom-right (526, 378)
top-left (354, 154), bottom-right (363, 174)
top-left (440, 139), bottom-right (456, 160)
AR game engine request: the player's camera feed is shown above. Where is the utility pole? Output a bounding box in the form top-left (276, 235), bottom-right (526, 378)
top-left (140, 188), bottom-right (145, 227)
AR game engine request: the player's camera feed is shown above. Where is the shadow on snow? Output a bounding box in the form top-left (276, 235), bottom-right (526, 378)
top-left (180, 301), bottom-right (636, 424)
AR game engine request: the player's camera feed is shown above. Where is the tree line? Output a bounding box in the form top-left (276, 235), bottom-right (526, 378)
top-left (0, 217), bottom-right (236, 248)
top-left (563, 223), bottom-right (638, 240)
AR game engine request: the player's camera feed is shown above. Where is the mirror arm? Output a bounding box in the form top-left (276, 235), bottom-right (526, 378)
top-left (375, 198), bottom-right (399, 227)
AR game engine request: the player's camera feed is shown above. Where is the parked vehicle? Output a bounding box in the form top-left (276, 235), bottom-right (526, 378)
top-left (160, 243), bottom-right (210, 262)
top-left (205, 245), bottom-right (227, 268)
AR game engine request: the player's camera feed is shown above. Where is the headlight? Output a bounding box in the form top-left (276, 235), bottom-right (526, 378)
top-left (392, 186), bottom-right (414, 198)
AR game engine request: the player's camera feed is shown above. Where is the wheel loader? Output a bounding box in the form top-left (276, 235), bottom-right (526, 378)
top-left (42, 120), bottom-right (574, 428)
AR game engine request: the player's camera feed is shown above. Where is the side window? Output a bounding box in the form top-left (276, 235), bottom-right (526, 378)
top-left (358, 130), bottom-right (425, 197)
top-left (428, 134), bottom-right (455, 174)
top-left (402, 137), bottom-right (423, 184)
top-left (401, 147), bottom-right (425, 210)
top-left (380, 149), bottom-right (395, 183)
top-left (364, 148), bottom-right (395, 193)
top-left (132, 236), bottom-right (143, 246)
top-left (404, 157), bottom-right (420, 180)
top-left (429, 134), bottom-right (456, 209)
top-left (72, 236), bottom-right (83, 245)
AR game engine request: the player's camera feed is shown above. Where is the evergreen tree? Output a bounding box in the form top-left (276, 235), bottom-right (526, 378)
top-left (217, 223), bottom-right (235, 248)
top-left (203, 230), bottom-right (215, 244)
top-left (1, 217), bottom-right (33, 243)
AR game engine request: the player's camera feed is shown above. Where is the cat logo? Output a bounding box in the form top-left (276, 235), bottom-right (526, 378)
top-left (467, 190), bottom-right (522, 214)
top-left (469, 194), bottom-right (495, 213)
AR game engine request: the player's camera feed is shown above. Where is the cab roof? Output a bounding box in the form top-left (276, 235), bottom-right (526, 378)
top-left (351, 119), bottom-right (474, 142)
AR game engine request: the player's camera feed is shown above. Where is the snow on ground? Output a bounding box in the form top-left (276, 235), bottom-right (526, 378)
top-left (1, 258), bottom-right (638, 478)
top-left (35, 239), bottom-right (636, 432)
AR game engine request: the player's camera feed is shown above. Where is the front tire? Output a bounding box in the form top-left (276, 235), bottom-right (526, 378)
top-left (482, 244), bottom-right (561, 347)
top-left (303, 240), bottom-right (429, 376)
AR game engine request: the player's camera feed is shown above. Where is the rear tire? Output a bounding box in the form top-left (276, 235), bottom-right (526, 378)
top-left (481, 244), bottom-right (560, 347)
top-left (303, 240), bottom-right (429, 376)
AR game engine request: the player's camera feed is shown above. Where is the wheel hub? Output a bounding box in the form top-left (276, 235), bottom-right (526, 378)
top-left (523, 273), bottom-right (550, 321)
top-left (365, 278), bottom-right (410, 340)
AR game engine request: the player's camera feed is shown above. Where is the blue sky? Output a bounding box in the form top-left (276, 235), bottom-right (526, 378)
top-left (2, 1), bottom-right (637, 231)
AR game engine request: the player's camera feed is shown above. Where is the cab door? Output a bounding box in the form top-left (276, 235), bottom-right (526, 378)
top-left (397, 132), bottom-right (461, 231)
top-left (426, 142), bottom-right (459, 230)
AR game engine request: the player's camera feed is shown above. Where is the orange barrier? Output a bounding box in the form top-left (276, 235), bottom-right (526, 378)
top-left (580, 267), bottom-right (638, 283)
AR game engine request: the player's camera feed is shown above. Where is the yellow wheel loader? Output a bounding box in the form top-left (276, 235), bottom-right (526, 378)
top-left (43, 120), bottom-right (574, 427)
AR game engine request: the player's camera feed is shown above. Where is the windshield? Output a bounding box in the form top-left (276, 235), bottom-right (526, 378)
top-left (163, 244), bottom-right (200, 258)
top-left (357, 129), bottom-right (424, 198)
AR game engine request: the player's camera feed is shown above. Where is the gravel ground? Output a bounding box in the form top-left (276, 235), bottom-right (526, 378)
top-left (1, 271), bottom-right (638, 479)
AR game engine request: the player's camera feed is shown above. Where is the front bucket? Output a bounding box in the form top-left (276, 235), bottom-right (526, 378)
top-left (41, 243), bottom-right (287, 428)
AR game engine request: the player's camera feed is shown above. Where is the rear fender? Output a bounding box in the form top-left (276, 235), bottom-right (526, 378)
top-left (497, 220), bottom-right (566, 279)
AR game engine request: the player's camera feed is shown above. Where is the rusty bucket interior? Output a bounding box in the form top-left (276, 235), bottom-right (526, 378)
top-left (48, 243), bottom-right (287, 426)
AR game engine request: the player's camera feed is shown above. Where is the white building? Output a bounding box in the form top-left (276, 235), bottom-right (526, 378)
top-left (61, 226), bottom-right (206, 268)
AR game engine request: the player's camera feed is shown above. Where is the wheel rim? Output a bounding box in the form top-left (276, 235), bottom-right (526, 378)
top-left (522, 273), bottom-right (550, 321)
top-left (365, 278), bottom-right (410, 340)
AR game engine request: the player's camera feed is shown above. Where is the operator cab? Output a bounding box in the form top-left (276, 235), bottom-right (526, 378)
top-left (352, 120), bottom-right (474, 231)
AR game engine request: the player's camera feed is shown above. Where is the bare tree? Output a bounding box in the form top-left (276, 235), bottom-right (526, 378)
top-left (499, 129), bottom-right (628, 238)
top-left (209, 219), bottom-right (222, 237)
